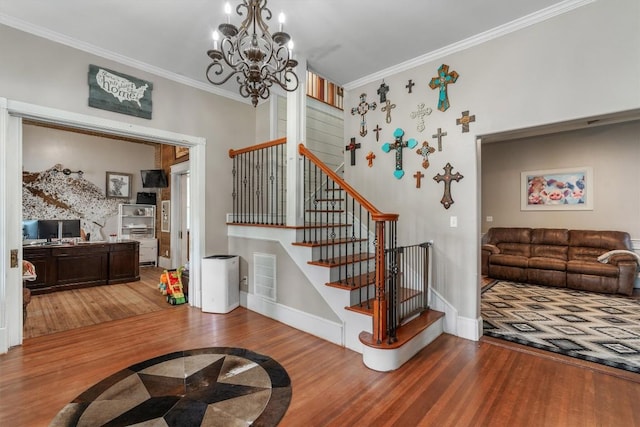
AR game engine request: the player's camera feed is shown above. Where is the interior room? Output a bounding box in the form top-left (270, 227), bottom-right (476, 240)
top-left (1, 0), bottom-right (639, 425)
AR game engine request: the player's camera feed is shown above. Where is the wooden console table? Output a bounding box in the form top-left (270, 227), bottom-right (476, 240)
top-left (23, 241), bottom-right (140, 295)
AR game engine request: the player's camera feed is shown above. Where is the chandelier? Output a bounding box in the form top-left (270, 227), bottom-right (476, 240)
top-left (206, 0), bottom-right (299, 107)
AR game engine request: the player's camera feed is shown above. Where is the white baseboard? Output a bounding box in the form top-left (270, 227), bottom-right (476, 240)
top-left (0, 328), bottom-right (7, 354)
top-left (242, 291), bottom-right (344, 346)
top-left (431, 288), bottom-right (481, 341)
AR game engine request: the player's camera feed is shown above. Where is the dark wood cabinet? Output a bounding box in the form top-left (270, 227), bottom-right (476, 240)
top-left (23, 241), bottom-right (140, 295)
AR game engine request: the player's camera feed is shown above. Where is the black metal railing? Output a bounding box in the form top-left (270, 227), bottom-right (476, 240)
top-left (228, 138), bottom-right (287, 225)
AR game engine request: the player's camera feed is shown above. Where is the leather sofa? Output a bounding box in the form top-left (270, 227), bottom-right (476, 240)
top-left (482, 227), bottom-right (639, 295)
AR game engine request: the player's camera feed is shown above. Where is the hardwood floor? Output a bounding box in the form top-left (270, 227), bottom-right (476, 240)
top-left (2, 304), bottom-right (640, 426)
top-left (24, 267), bottom-right (170, 338)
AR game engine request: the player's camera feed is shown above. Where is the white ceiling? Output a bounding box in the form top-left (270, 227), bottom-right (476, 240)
top-left (0, 0), bottom-right (585, 102)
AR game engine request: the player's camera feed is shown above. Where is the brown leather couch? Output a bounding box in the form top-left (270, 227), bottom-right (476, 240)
top-left (482, 227), bottom-right (639, 295)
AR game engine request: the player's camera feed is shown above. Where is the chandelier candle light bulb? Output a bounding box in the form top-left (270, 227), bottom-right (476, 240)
top-left (205, 0), bottom-right (299, 107)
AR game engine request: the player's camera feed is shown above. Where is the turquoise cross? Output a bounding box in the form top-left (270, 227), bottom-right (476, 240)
top-left (382, 128), bottom-right (417, 179)
top-left (429, 64), bottom-right (459, 112)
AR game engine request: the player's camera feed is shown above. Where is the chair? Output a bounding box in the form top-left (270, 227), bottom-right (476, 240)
top-left (22, 260), bottom-right (36, 323)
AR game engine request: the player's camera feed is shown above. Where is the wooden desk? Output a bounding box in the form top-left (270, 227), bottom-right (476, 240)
top-left (23, 241), bottom-right (140, 295)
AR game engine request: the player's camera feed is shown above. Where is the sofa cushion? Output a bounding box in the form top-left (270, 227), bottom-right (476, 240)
top-left (566, 260), bottom-right (619, 277)
top-left (490, 254), bottom-right (529, 268)
top-left (529, 257), bottom-right (566, 271)
top-left (568, 230), bottom-right (632, 261)
top-left (530, 228), bottom-right (569, 261)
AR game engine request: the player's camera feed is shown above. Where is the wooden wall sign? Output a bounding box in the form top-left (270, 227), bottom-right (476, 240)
top-left (433, 163), bottom-right (464, 209)
top-left (88, 65), bottom-right (153, 119)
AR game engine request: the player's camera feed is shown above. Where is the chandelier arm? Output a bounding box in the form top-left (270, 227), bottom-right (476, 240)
top-left (206, 62), bottom-right (245, 86)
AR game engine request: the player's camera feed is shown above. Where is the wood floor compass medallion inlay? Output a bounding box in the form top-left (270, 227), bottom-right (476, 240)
top-left (50, 347), bottom-right (292, 426)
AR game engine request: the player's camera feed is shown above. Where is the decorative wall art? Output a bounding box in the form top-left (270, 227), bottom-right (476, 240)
top-left (345, 137), bottom-right (361, 166)
top-left (373, 124), bottom-right (382, 142)
top-left (377, 81), bottom-right (389, 103)
top-left (366, 151), bottom-right (376, 168)
top-left (382, 128), bottom-right (417, 179)
top-left (432, 128), bottom-right (447, 152)
top-left (433, 163), bottom-right (464, 209)
top-left (381, 100), bottom-right (396, 124)
top-left (161, 200), bottom-right (171, 232)
top-left (429, 64), bottom-right (459, 112)
top-left (88, 64), bottom-right (153, 119)
top-left (456, 110), bottom-right (476, 133)
top-left (406, 79), bottom-right (415, 93)
top-left (105, 171), bottom-right (132, 199)
top-left (350, 93), bottom-right (377, 137)
top-left (410, 103), bottom-right (432, 132)
top-left (416, 141), bottom-right (436, 169)
top-left (521, 167), bottom-right (593, 211)
top-left (414, 171), bottom-right (425, 188)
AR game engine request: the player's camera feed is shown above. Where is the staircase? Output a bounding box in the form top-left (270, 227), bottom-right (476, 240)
top-left (228, 138), bottom-right (445, 371)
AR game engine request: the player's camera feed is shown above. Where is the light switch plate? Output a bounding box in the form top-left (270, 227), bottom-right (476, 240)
top-left (450, 216), bottom-right (457, 227)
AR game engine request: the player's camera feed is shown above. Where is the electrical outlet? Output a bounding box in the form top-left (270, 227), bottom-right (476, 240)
top-left (486, 216), bottom-right (493, 222)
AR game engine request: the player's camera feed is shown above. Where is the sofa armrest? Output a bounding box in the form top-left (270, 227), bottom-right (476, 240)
top-left (597, 249), bottom-right (640, 266)
top-left (482, 244), bottom-right (500, 255)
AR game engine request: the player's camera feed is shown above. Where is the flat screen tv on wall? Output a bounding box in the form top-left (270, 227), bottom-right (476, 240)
top-left (141, 169), bottom-right (168, 188)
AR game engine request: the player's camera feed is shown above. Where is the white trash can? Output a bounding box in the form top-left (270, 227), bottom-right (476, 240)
top-left (201, 255), bottom-right (239, 313)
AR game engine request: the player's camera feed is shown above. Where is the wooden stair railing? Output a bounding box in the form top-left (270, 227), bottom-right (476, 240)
top-left (228, 137), bottom-right (287, 225)
top-left (298, 143), bottom-right (399, 344)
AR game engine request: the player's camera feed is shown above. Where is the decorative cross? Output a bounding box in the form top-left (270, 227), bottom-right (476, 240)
top-left (406, 79), bottom-right (415, 94)
top-left (366, 151), bottom-right (376, 168)
top-left (345, 137), bottom-right (361, 166)
top-left (433, 162), bottom-right (464, 209)
top-left (414, 171), bottom-right (425, 188)
top-left (432, 127), bottom-right (447, 152)
top-left (377, 81), bottom-right (389, 103)
top-left (381, 100), bottom-right (396, 124)
top-left (456, 110), bottom-right (476, 133)
top-left (351, 93), bottom-right (377, 137)
top-left (382, 128), bottom-right (418, 179)
top-left (429, 63), bottom-right (459, 112)
top-left (410, 103), bottom-right (432, 132)
top-left (416, 141), bottom-right (436, 169)
top-left (373, 124), bottom-right (382, 142)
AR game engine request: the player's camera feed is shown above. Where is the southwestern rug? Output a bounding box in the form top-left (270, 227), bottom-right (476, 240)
top-left (49, 347), bottom-right (292, 427)
top-left (482, 281), bottom-right (640, 373)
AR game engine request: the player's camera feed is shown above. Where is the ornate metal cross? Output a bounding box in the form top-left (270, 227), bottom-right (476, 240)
top-left (410, 103), bottom-right (432, 132)
top-left (351, 93), bottom-right (377, 137)
top-left (382, 128), bottom-right (417, 179)
top-left (416, 141), bottom-right (436, 169)
top-left (345, 137), bottom-right (361, 166)
top-left (366, 151), bottom-right (376, 168)
top-left (432, 127), bottom-right (447, 152)
top-left (381, 100), bottom-right (396, 124)
top-left (413, 171), bottom-right (425, 188)
top-left (377, 81), bottom-right (389, 103)
top-left (406, 79), bottom-right (415, 93)
top-left (433, 162), bottom-right (464, 209)
top-left (429, 63), bottom-right (459, 112)
top-left (373, 124), bottom-right (382, 142)
top-left (456, 110), bottom-right (476, 133)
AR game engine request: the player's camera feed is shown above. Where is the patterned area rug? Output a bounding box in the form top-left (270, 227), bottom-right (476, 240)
top-left (482, 281), bottom-right (640, 373)
top-left (50, 347), bottom-right (292, 426)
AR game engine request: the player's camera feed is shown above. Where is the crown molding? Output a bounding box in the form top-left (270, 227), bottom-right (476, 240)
top-left (0, 13), bottom-right (251, 106)
top-left (343, 0), bottom-right (595, 91)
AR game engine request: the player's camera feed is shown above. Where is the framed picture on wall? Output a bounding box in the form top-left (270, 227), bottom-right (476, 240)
top-left (521, 167), bottom-right (593, 211)
top-left (105, 171), bottom-right (132, 199)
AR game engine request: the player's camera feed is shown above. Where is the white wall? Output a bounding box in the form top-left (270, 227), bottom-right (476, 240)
top-left (482, 121), bottom-right (640, 234)
top-left (343, 0), bottom-right (640, 321)
top-left (0, 23), bottom-right (256, 256)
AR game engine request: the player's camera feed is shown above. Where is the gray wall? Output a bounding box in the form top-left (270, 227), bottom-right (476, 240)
top-left (482, 121), bottom-right (640, 234)
top-left (0, 24), bottom-right (256, 255)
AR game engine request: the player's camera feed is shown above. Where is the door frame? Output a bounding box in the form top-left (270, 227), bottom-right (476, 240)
top-left (0, 98), bottom-right (206, 353)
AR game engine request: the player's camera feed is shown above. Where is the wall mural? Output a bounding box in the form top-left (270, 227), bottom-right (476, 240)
top-left (23, 164), bottom-right (122, 241)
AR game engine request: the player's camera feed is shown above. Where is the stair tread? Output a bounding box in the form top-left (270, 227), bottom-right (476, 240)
top-left (306, 209), bottom-right (345, 213)
top-left (359, 309), bottom-right (445, 349)
top-left (308, 252), bottom-right (374, 267)
top-left (325, 271), bottom-right (376, 290)
top-left (314, 198), bottom-right (344, 202)
top-left (345, 286), bottom-right (424, 315)
top-left (292, 237), bottom-right (368, 248)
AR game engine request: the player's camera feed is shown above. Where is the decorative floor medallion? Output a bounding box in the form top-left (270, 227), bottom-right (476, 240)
top-left (50, 347), bottom-right (292, 426)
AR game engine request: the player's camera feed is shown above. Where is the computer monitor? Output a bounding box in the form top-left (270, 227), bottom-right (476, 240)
top-left (61, 219), bottom-right (81, 238)
top-left (37, 220), bottom-right (60, 241)
top-left (22, 220), bottom-right (38, 240)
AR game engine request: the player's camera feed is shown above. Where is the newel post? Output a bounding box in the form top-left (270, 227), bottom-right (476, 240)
top-left (373, 220), bottom-right (387, 344)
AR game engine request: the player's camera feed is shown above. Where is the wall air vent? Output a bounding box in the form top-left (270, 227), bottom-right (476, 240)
top-left (254, 252), bottom-right (276, 301)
